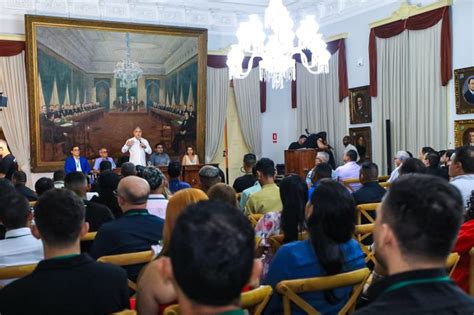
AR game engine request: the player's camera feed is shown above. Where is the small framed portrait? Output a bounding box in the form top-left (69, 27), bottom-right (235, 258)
top-left (454, 120), bottom-right (474, 148)
top-left (349, 86), bottom-right (372, 124)
top-left (349, 127), bottom-right (372, 162)
top-left (455, 67), bottom-right (474, 114)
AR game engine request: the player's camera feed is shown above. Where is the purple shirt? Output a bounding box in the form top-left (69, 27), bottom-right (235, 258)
top-left (335, 161), bottom-right (362, 191)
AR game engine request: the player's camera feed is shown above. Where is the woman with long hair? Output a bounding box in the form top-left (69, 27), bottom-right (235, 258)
top-left (181, 146), bottom-right (199, 166)
top-left (264, 180), bottom-right (365, 315)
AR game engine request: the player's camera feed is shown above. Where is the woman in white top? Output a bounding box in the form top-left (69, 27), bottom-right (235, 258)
top-left (181, 146), bottom-right (199, 166)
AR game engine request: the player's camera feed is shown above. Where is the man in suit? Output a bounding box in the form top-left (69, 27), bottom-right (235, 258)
top-left (64, 145), bottom-right (91, 175)
top-left (352, 162), bottom-right (386, 205)
top-left (172, 111), bottom-right (195, 152)
top-left (464, 78), bottom-right (474, 104)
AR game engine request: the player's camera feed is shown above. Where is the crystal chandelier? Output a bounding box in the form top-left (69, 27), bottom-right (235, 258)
top-left (114, 33), bottom-right (143, 89)
top-left (227, 0), bottom-right (331, 89)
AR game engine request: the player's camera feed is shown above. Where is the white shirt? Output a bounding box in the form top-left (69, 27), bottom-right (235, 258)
top-left (335, 161), bottom-right (362, 191)
top-left (0, 227), bottom-right (44, 286)
top-left (121, 137), bottom-right (152, 166)
top-left (450, 174), bottom-right (474, 210)
top-left (344, 144), bottom-right (360, 162)
top-left (74, 157), bottom-right (82, 172)
top-left (388, 165), bottom-right (401, 183)
top-left (146, 194), bottom-right (168, 220)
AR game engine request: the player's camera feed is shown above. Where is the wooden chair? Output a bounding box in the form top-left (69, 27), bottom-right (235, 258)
top-left (110, 310), bottom-right (137, 315)
top-left (97, 250), bottom-right (155, 291)
top-left (163, 285), bottom-right (273, 315)
top-left (248, 214), bottom-right (263, 228)
top-left (0, 263), bottom-right (37, 288)
top-left (353, 224), bottom-right (376, 265)
top-left (356, 203), bottom-right (380, 225)
top-left (276, 268), bottom-right (371, 315)
top-left (446, 252), bottom-right (460, 277)
top-left (378, 175), bottom-right (389, 182)
top-left (342, 178), bottom-right (360, 192)
top-left (80, 232), bottom-right (97, 242)
top-left (269, 233), bottom-right (308, 254)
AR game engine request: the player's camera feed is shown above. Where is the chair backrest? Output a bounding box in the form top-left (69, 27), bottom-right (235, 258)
top-left (353, 224), bottom-right (376, 265)
top-left (110, 310), bottom-right (137, 315)
top-left (276, 268), bottom-right (371, 315)
top-left (269, 232), bottom-right (308, 254)
top-left (0, 263), bottom-right (37, 282)
top-left (446, 252), bottom-right (460, 277)
top-left (342, 178), bottom-right (360, 192)
top-left (356, 203), bottom-right (380, 225)
top-left (97, 250), bottom-right (155, 291)
top-left (378, 175), bottom-right (389, 182)
top-left (163, 286), bottom-right (273, 315)
top-left (248, 214), bottom-right (263, 228)
top-left (80, 232), bottom-right (97, 242)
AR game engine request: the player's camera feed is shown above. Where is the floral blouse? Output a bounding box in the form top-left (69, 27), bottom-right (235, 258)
top-left (255, 211), bottom-right (281, 280)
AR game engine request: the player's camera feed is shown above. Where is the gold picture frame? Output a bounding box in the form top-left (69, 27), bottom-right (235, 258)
top-left (349, 85), bottom-right (372, 124)
top-left (454, 66), bottom-right (474, 114)
top-left (349, 126), bottom-right (372, 162)
top-left (454, 119), bottom-right (474, 148)
top-left (26, 15), bottom-right (207, 172)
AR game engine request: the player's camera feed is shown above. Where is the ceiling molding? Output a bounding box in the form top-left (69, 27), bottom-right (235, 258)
top-left (325, 32), bottom-right (348, 43)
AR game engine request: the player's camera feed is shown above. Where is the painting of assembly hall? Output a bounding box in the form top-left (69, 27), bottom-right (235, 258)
top-left (34, 23), bottom-right (200, 167)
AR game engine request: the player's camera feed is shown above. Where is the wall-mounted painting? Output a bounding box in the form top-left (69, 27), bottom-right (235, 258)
top-left (349, 127), bottom-right (372, 162)
top-left (26, 15), bottom-right (207, 172)
top-left (454, 120), bottom-right (474, 148)
top-left (455, 67), bottom-right (474, 114)
top-left (349, 85), bottom-right (372, 124)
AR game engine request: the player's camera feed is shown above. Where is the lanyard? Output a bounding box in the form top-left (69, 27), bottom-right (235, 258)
top-left (383, 276), bottom-right (450, 294)
top-left (124, 210), bottom-right (149, 217)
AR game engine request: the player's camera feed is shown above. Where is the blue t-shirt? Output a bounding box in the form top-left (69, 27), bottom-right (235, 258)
top-left (263, 238), bottom-right (365, 315)
top-left (168, 178), bottom-right (191, 194)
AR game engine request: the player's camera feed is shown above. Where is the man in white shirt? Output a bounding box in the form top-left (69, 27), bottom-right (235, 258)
top-left (388, 150), bottom-right (410, 183)
top-left (0, 193), bottom-right (43, 286)
top-left (121, 126), bottom-right (152, 166)
top-left (343, 136), bottom-right (359, 162)
top-left (335, 149), bottom-right (362, 191)
top-left (449, 146), bottom-right (474, 210)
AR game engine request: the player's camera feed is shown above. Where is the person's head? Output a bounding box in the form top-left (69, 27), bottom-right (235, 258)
top-left (121, 162), bottom-right (137, 177)
top-left (207, 183), bottom-right (237, 206)
top-left (298, 135), bottom-right (307, 145)
top-left (186, 146), bottom-right (194, 156)
top-left (133, 126), bottom-right (142, 138)
top-left (0, 193), bottom-right (31, 230)
top-left (468, 77), bottom-right (474, 91)
top-left (12, 171), bottom-right (27, 186)
top-left (445, 149), bottom-right (455, 166)
top-left (0, 139), bottom-right (10, 156)
top-left (419, 146), bottom-right (435, 160)
top-left (315, 151), bottom-right (330, 166)
top-left (469, 130), bottom-right (474, 144)
top-left (70, 145), bottom-right (80, 158)
top-left (438, 150), bottom-right (447, 163)
top-left (155, 143), bottom-right (164, 154)
top-left (242, 153), bottom-right (257, 172)
top-left (35, 177), bottom-right (55, 196)
top-left (184, 111), bottom-right (190, 119)
top-left (198, 165), bottom-right (221, 193)
top-left (0, 178), bottom-right (15, 198)
top-left (374, 174), bottom-right (464, 273)
top-left (255, 158), bottom-right (276, 185)
top-left (168, 161), bottom-right (182, 179)
top-left (141, 166), bottom-right (165, 193)
top-left (279, 175), bottom-right (307, 244)
top-left (64, 171), bottom-right (87, 198)
top-left (342, 136), bottom-right (351, 147)
top-left (162, 188), bottom-right (208, 256)
top-left (116, 176), bottom-right (150, 212)
top-left (163, 201), bottom-right (261, 312)
top-left (424, 152), bottom-right (440, 168)
top-left (53, 170), bottom-right (66, 182)
top-left (393, 150), bottom-right (410, 167)
top-left (97, 171), bottom-right (120, 194)
top-left (343, 150), bottom-right (358, 163)
top-left (398, 158), bottom-right (426, 176)
top-left (311, 163), bottom-right (332, 184)
top-left (356, 94), bottom-right (364, 108)
top-left (449, 146), bottom-right (474, 177)
top-left (359, 161), bottom-right (378, 184)
top-left (99, 160), bottom-right (112, 173)
top-left (32, 189), bottom-right (88, 249)
top-left (98, 147), bottom-right (109, 159)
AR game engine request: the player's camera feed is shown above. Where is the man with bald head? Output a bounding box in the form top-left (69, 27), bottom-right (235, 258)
top-left (90, 176), bottom-right (164, 281)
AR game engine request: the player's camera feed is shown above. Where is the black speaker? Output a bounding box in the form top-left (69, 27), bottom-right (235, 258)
top-left (386, 119), bottom-right (392, 174)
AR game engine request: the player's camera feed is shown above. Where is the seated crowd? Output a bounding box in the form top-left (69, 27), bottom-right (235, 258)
top-left (0, 139), bottom-right (473, 314)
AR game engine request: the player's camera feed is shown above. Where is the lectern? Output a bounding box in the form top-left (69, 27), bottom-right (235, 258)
top-left (284, 149), bottom-right (316, 179)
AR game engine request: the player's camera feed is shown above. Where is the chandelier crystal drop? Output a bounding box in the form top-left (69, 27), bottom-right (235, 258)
top-left (114, 33), bottom-right (143, 89)
top-left (227, 0), bottom-right (331, 89)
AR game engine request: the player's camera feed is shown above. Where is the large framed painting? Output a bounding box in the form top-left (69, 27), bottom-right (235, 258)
top-left (454, 120), bottom-right (474, 148)
top-left (26, 15), bottom-right (207, 172)
top-left (349, 127), bottom-right (372, 162)
top-left (349, 85), bottom-right (372, 124)
top-left (455, 67), bottom-right (474, 114)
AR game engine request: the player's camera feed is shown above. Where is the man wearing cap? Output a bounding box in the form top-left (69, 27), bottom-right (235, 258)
top-left (388, 150), bottom-right (410, 183)
top-left (199, 165), bottom-right (221, 193)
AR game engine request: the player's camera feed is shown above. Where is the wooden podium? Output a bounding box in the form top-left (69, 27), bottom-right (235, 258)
top-left (182, 164), bottom-right (219, 188)
top-left (284, 149), bottom-right (316, 179)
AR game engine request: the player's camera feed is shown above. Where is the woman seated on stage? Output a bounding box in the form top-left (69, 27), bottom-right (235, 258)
top-left (181, 146), bottom-right (199, 166)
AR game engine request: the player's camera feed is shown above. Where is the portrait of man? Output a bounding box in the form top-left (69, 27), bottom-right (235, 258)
top-left (463, 128), bottom-right (474, 146)
top-left (349, 86), bottom-right (372, 124)
top-left (454, 120), bottom-right (474, 147)
top-left (455, 67), bottom-right (474, 114)
top-left (464, 77), bottom-right (474, 104)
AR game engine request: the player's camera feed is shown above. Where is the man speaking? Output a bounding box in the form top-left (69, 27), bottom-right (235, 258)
top-left (121, 126), bottom-right (152, 166)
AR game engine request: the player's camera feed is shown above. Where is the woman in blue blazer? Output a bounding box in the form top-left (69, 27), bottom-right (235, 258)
top-left (64, 145), bottom-right (91, 175)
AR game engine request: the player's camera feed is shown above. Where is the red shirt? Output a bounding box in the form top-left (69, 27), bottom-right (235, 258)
top-left (453, 220), bottom-right (474, 293)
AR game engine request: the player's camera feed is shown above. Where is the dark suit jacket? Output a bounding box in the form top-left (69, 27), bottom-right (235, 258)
top-left (0, 254), bottom-right (129, 315)
top-left (465, 90), bottom-right (474, 104)
top-left (352, 182), bottom-right (386, 205)
top-left (15, 184), bottom-right (37, 201)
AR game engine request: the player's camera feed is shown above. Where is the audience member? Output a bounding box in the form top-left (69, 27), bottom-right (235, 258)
top-left (0, 139), bottom-right (16, 180)
top-left (90, 171), bottom-right (122, 218)
top-left (398, 158), bottom-right (426, 176)
top-left (264, 180), bottom-right (365, 314)
top-left (353, 162), bottom-right (386, 205)
top-left (0, 179), bottom-right (15, 239)
top-left (141, 166), bottom-right (167, 220)
top-left (239, 166), bottom-right (261, 210)
top-left (387, 151), bottom-right (410, 183)
top-left (233, 153), bottom-right (257, 193)
top-left (12, 171), bottom-right (37, 201)
top-left (34, 177), bottom-right (55, 196)
top-left (167, 161), bottom-right (191, 194)
top-left (53, 170), bottom-right (66, 188)
top-left (149, 143), bottom-right (170, 166)
top-left (0, 193), bottom-right (43, 286)
top-left (244, 158), bottom-right (282, 215)
top-left (121, 162), bottom-right (137, 177)
top-left (64, 171), bottom-right (114, 233)
top-left (64, 145), bottom-right (91, 175)
top-left (342, 136), bottom-right (359, 162)
top-left (424, 152), bottom-right (448, 180)
top-left (354, 175), bottom-right (474, 314)
top-left (288, 135), bottom-right (307, 150)
top-left (449, 146), bottom-right (474, 210)
top-left (305, 151), bottom-right (336, 186)
top-left (98, 160), bottom-right (113, 173)
top-left (418, 146), bottom-right (435, 160)
top-left (92, 147), bottom-right (116, 172)
top-left (0, 189), bottom-right (129, 314)
top-left (90, 176), bottom-right (164, 282)
top-left (198, 165), bottom-right (221, 193)
top-left (308, 163), bottom-right (332, 199)
top-left (137, 189), bottom-right (208, 314)
top-left (207, 183), bottom-right (237, 206)
top-left (335, 150), bottom-right (361, 191)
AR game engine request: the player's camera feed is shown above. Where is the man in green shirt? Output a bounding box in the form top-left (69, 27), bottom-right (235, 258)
top-left (244, 158), bottom-right (282, 215)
